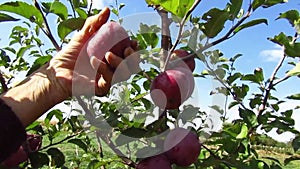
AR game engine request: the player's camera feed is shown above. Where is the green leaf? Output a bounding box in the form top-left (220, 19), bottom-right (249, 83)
top-left (239, 108), bottom-right (257, 127)
top-left (236, 124), bottom-right (248, 139)
top-left (234, 19), bottom-right (268, 34)
top-left (252, 0), bottom-right (264, 11)
top-left (17, 45), bottom-right (34, 58)
top-left (292, 136), bottom-right (300, 152)
top-left (228, 0), bottom-right (243, 20)
top-left (227, 72), bottom-right (242, 84)
top-left (287, 62), bottom-right (300, 76)
top-left (115, 127), bottom-right (147, 146)
top-left (285, 42), bottom-right (300, 57)
top-left (27, 55), bottom-right (52, 76)
top-left (75, 8), bottom-right (88, 19)
top-left (145, 0), bottom-right (195, 18)
top-left (68, 138), bottom-right (88, 152)
top-left (262, 0), bottom-right (288, 8)
top-left (29, 152), bottom-right (49, 168)
top-left (284, 156), bottom-right (300, 165)
top-left (57, 18), bottom-right (85, 40)
top-left (277, 10), bottom-right (300, 27)
top-left (47, 148), bottom-right (65, 167)
top-left (0, 12), bottom-right (19, 22)
top-left (42, 1), bottom-right (68, 20)
top-left (0, 1), bottom-right (43, 27)
top-left (201, 8), bottom-right (229, 38)
top-left (44, 109), bottom-right (63, 125)
top-left (287, 93), bottom-right (300, 100)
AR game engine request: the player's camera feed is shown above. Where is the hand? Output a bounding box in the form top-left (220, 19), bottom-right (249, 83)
top-left (48, 7), bottom-right (140, 97)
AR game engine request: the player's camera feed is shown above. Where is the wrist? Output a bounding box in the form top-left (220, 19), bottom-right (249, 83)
top-left (1, 64), bottom-right (69, 126)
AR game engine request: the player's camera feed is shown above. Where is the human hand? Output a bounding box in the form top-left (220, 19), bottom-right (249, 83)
top-left (48, 8), bottom-right (140, 98)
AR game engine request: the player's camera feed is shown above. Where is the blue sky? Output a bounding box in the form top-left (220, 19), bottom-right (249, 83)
top-left (0, 0), bottom-right (299, 142)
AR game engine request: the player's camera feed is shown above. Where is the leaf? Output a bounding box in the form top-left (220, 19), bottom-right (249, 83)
top-left (287, 62), bottom-right (300, 76)
top-left (239, 108), bottom-right (257, 127)
top-left (285, 42), bottom-right (300, 57)
top-left (234, 19), bottom-right (268, 34)
top-left (42, 1), bottom-right (68, 20)
top-left (236, 124), bottom-right (248, 139)
top-left (0, 1), bottom-right (43, 27)
top-left (228, 0), bottom-right (243, 20)
top-left (201, 8), bottom-right (229, 38)
top-left (28, 152), bottom-right (50, 168)
top-left (68, 138), bottom-right (88, 152)
top-left (287, 93), bottom-right (300, 100)
top-left (284, 156), bottom-right (300, 165)
top-left (47, 148), bottom-right (65, 167)
top-left (0, 12), bottom-right (19, 22)
top-left (277, 10), bottom-right (300, 27)
top-left (252, 0), bottom-right (264, 11)
top-left (292, 136), bottom-right (300, 152)
top-left (27, 55), bottom-right (52, 76)
top-left (145, 0), bottom-right (195, 18)
top-left (44, 109), bottom-right (63, 125)
top-left (57, 18), bottom-right (85, 40)
top-left (262, 0), bottom-right (288, 8)
top-left (17, 45), bottom-right (34, 58)
top-left (115, 127), bottom-right (147, 146)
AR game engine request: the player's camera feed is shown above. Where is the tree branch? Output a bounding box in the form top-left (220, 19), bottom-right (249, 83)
top-left (34, 0), bottom-right (61, 51)
top-left (158, 9), bottom-right (172, 70)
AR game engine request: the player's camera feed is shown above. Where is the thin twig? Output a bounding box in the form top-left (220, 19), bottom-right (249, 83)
top-left (68, 0), bottom-right (77, 18)
top-left (162, 0), bottom-right (202, 71)
top-left (88, 0), bottom-right (93, 16)
top-left (40, 131), bottom-right (83, 151)
top-left (273, 75), bottom-right (290, 86)
top-left (34, 0), bottom-right (61, 51)
top-left (76, 96), bottom-right (136, 168)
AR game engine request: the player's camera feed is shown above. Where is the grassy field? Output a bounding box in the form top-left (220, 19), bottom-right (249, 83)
top-left (257, 150), bottom-right (300, 169)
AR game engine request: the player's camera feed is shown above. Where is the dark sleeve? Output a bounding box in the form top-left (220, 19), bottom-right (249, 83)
top-left (0, 99), bottom-right (26, 162)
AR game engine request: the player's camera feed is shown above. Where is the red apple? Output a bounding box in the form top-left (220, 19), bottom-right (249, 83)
top-left (164, 128), bottom-right (201, 167)
top-left (136, 154), bottom-right (172, 169)
top-left (169, 49), bottom-right (195, 72)
top-left (87, 21), bottom-right (131, 60)
top-left (150, 67), bottom-right (194, 109)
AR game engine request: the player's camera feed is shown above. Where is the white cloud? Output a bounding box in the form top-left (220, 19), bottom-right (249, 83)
top-left (88, 0), bottom-right (114, 9)
top-left (259, 45), bottom-right (284, 62)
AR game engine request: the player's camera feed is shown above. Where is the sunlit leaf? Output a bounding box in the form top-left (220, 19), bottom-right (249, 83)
top-left (57, 18), bottom-right (85, 40)
top-left (42, 1), bottom-right (68, 20)
top-left (234, 19), bottom-right (268, 34)
top-left (201, 8), bottom-right (229, 38)
top-left (287, 62), bottom-right (300, 76)
top-left (287, 93), bottom-right (300, 100)
top-left (0, 1), bottom-right (43, 27)
top-left (277, 10), bottom-right (300, 27)
top-left (145, 0), bottom-right (195, 18)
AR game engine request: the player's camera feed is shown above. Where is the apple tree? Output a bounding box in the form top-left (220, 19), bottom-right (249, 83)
top-left (0, 0), bottom-right (299, 168)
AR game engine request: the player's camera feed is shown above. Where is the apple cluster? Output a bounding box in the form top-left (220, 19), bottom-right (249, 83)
top-left (136, 127), bottom-right (201, 169)
top-left (150, 49), bottom-right (196, 110)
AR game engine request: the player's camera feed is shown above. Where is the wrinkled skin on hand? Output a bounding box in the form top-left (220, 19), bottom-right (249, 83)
top-left (48, 8), bottom-right (140, 98)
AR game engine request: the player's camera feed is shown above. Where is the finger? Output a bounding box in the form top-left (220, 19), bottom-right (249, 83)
top-left (96, 76), bottom-right (111, 96)
top-left (105, 52), bottom-right (132, 83)
top-left (130, 40), bottom-right (138, 51)
top-left (124, 47), bottom-right (141, 74)
top-left (74, 8), bottom-right (110, 43)
top-left (90, 56), bottom-right (113, 82)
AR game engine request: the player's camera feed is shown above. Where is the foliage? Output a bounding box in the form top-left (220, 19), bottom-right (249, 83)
top-left (0, 0), bottom-right (299, 168)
